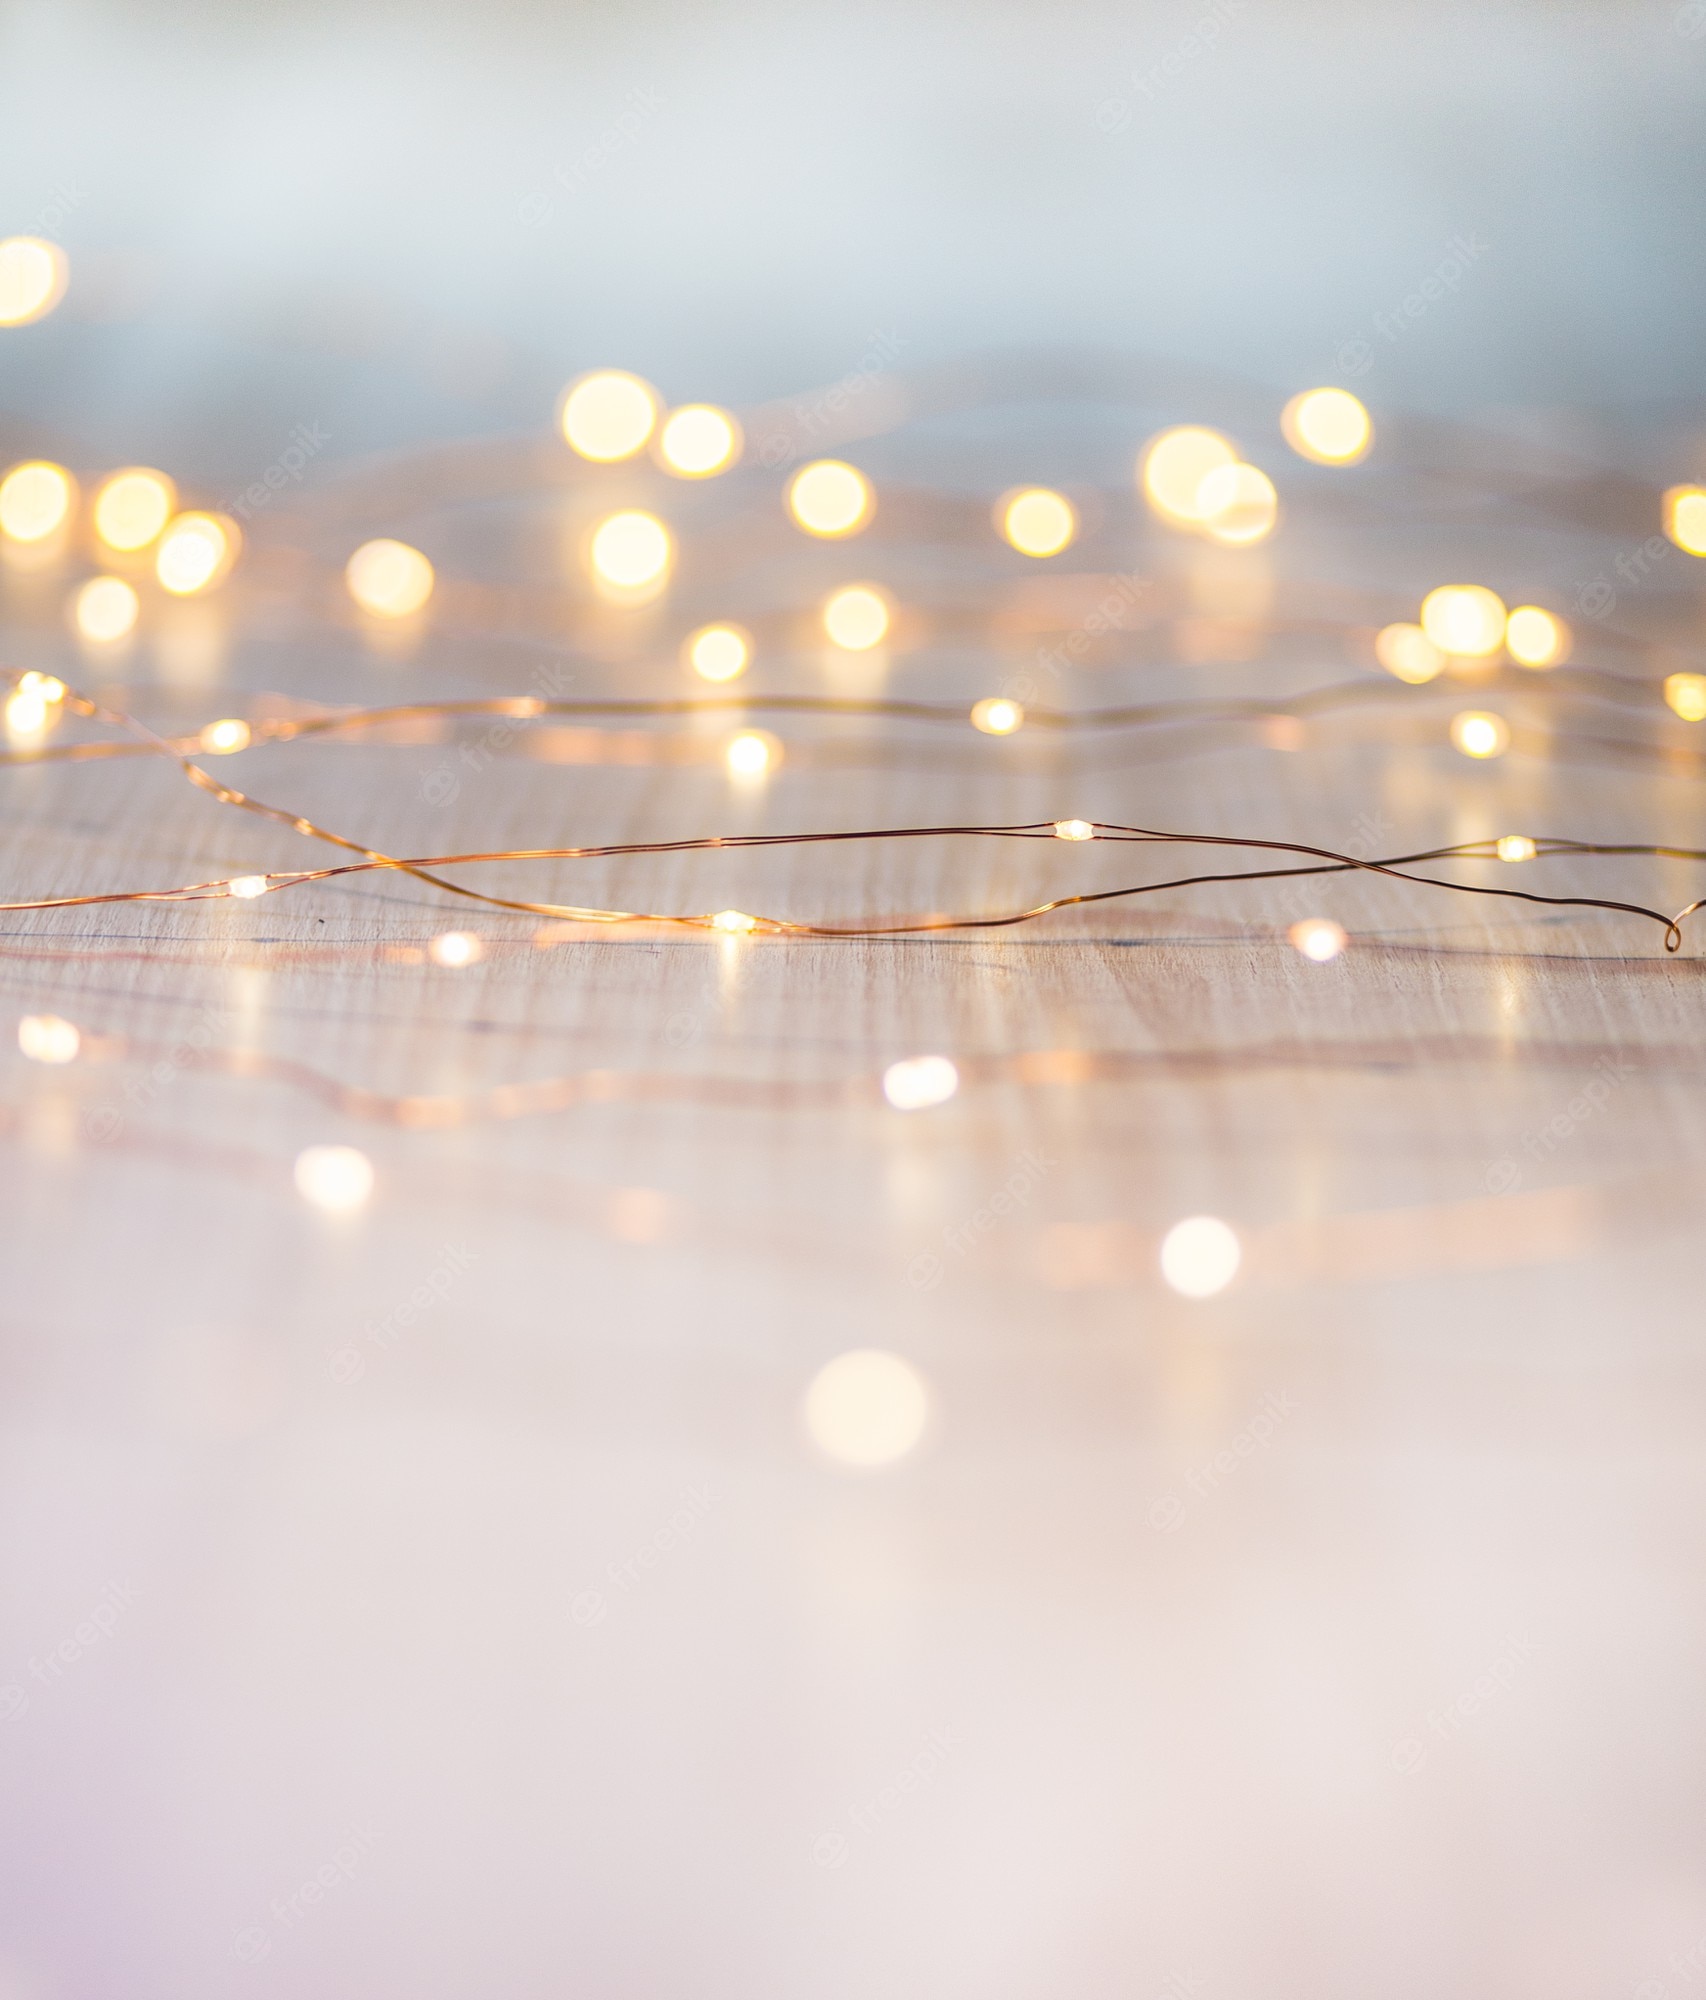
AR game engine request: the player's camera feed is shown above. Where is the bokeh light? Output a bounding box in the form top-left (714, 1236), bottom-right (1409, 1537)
top-left (17, 1013), bottom-right (80, 1064)
top-left (156, 513), bottom-right (238, 595)
top-left (882, 1055), bottom-right (959, 1110)
top-left (1140, 426), bottom-right (1236, 526)
top-left (346, 538), bottom-right (435, 618)
top-left (1664, 672), bottom-right (1706, 722)
top-left (589, 510), bottom-right (672, 590)
top-left (823, 584), bottom-right (889, 650)
top-left (786, 460), bottom-right (873, 538)
top-left (1421, 584), bottom-right (1506, 657)
top-left (0, 237), bottom-right (68, 327)
top-left (0, 461), bottom-right (75, 542)
top-left (198, 718), bottom-right (251, 754)
top-left (1198, 462), bottom-right (1279, 545)
top-left (1159, 1215), bottom-right (1241, 1298)
top-left (293, 1144), bottom-right (375, 1213)
top-left (803, 1349), bottom-right (930, 1468)
top-left (1281, 387), bottom-right (1372, 464)
top-left (970, 697), bottom-right (1023, 735)
top-left (93, 469), bottom-right (176, 551)
top-left (685, 623), bottom-right (750, 681)
top-left (429, 931), bottom-right (484, 968)
top-left (1000, 487), bottom-right (1076, 557)
top-left (1375, 622), bottom-right (1446, 684)
top-left (1504, 605), bottom-right (1567, 668)
top-left (658, 404), bottom-right (740, 477)
top-left (72, 575), bottom-right (140, 643)
top-left (725, 730), bottom-right (777, 778)
top-left (1451, 710), bottom-right (1509, 759)
top-left (559, 371), bottom-right (659, 461)
top-left (1289, 918), bottom-right (1346, 962)
top-left (1664, 486), bottom-right (1706, 557)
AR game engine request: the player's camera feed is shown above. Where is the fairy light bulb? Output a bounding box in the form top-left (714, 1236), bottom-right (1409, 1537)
top-left (1000, 487), bottom-right (1076, 557)
top-left (1503, 605), bottom-right (1567, 668)
top-left (822, 585), bottom-right (889, 650)
top-left (658, 404), bottom-right (740, 477)
top-left (346, 539), bottom-right (435, 618)
top-left (0, 237), bottom-right (67, 327)
top-left (226, 876), bottom-right (270, 898)
top-left (588, 510), bottom-right (672, 590)
top-left (725, 731), bottom-right (774, 777)
top-left (1281, 388), bottom-right (1372, 465)
top-left (197, 718), bottom-right (250, 754)
top-left (0, 461), bottom-right (75, 542)
top-left (156, 513), bottom-right (238, 594)
top-left (970, 697), bottom-right (1023, 735)
top-left (92, 469), bottom-right (176, 551)
top-left (1159, 1216), bottom-right (1241, 1297)
top-left (1451, 710), bottom-right (1509, 759)
top-left (786, 460), bottom-right (873, 538)
top-left (711, 909), bottom-right (758, 933)
top-left (428, 931), bottom-right (483, 967)
top-left (1289, 918), bottom-right (1346, 961)
top-left (17, 1013), bottom-right (80, 1063)
top-left (1421, 585), bottom-right (1506, 658)
top-left (1664, 486), bottom-right (1706, 557)
top-left (559, 371), bottom-right (659, 461)
top-left (294, 1144), bottom-right (374, 1213)
top-left (1197, 462), bottom-right (1278, 545)
top-left (803, 1350), bottom-right (930, 1468)
top-left (1375, 622), bottom-right (1445, 684)
top-left (1140, 426), bottom-right (1236, 526)
top-left (1053, 819), bottom-right (1095, 841)
top-left (882, 1055), bottom-right (958, 1110)
top-left (72, 575), bottom-right (140, 643)
top-left (684, 624), bottom-right (749, 682)
top-left (1497, 835), bottom-right (1537, 862)
top-left (1665, 672), bottom-right (1706, 721)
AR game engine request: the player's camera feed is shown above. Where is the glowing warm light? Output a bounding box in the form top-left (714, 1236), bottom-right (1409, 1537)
top-left (1159, 1215), bottom-right (1241, 1298)
top-left (5, 687), bottom-right (53, 740)
top-left (0, 237), bottom-right (67, 327)
top-left (970, 697), bottom-right (1023, 736)
top-left (1140, 426), bottom-right (1237, 526)
top-left (1281, 387), bottom-right (1372, 465)
top-left (711, 909), bottom-right (758, 933)
top-left (1451, 710), bottom-right (1509, 759)
top-left (1497, 835), bottom-right (1537, 862)
top-left (428, 930), bottom-right (484, 968)
top-left (1664, 486), bottom-right (1706, 557)
top-left (18, 672), bottom-right (65, 704)
top-left (0, 461), bottom-right (75, 542)
top-left (1504, 605), bottom-right (1567, 668)
top-left (658, 404), bottom-right (740, 478)
top-left (1289, 918), bottom-right (1346, 962)
top-left (70, 575), bottom-right (139, 644)
top-left (17, 1013), bottom-right (79, 1063)
top-left (559, 370), bottom-right (659, 462)
top-left (804, 1349), bottom-right (930, 1469)
top-left (1421, 584), bottom-right (1506, 658)
top-left (1197, 462), bottom-right (1278, 545)
top-left (346, 539), bottom-right (434, 618)
top-left (685, 623), bottom-right (749, 682)
top-left (1375, 622), bottom-right (1446, 684)
top-left (92, 469), bottom-right (175, 551)
top-left (786, 460), bottom-right (873, 538)
top-left (226, 875), bottom-right (270, 899)
top-left (1053, 819), bottom-right (1095, 841)
top-left (1001, 487), bottom-right (1076, 557)
top-left (1665, 672), bottom-right (1706, 722)
top-left (725, 731), bottom-right (773, 777)
top-left (156, 513), bottom-right (238, 595)
top-left (198, 718), bottom-right (251, 754)
top-left (589, 509), bottom-right (672, 590)
top-left (882, 1054), bottom-right (959, 1110)
top-left (294, 1144), bottom-right (374, 1213)
top-left (823, 584), bottom-right (890, 650)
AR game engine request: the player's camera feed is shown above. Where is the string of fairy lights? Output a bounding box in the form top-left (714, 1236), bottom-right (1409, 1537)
top-left (7, 236), bottom-right (1706, 1292)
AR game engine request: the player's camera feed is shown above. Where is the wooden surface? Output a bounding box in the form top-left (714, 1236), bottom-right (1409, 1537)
top-left (4, 402), bottom-right (1706, 1997)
